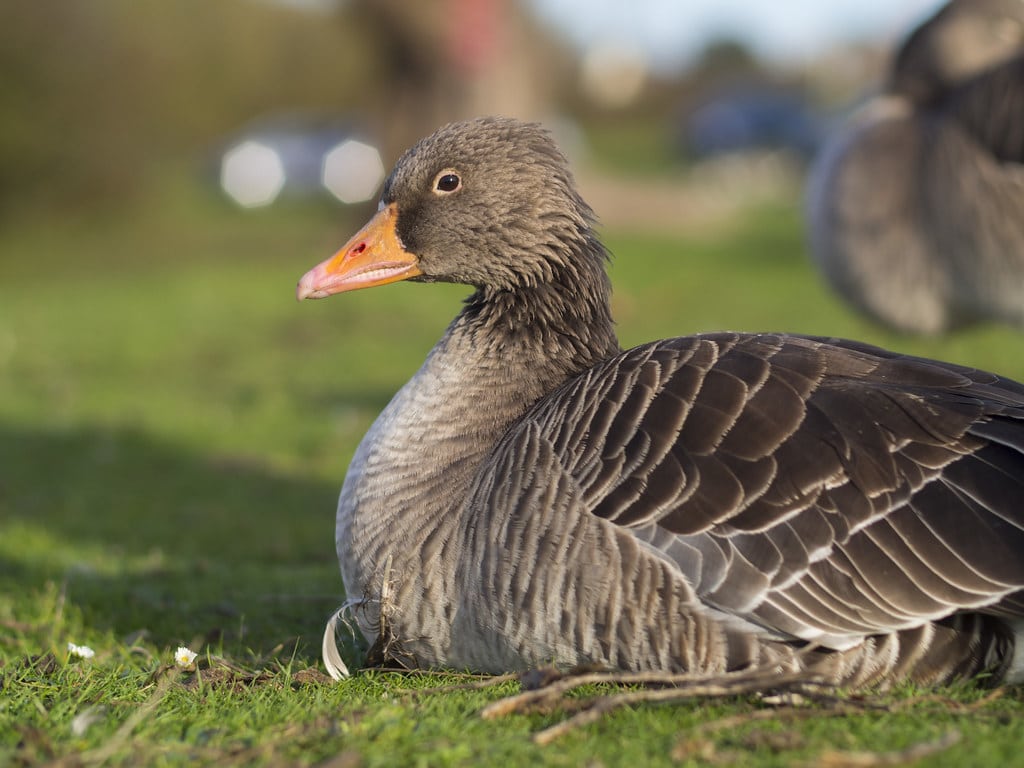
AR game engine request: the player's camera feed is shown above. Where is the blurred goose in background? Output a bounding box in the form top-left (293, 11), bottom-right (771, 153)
top-left (300, 117), bottom-right (1024, 689)
top-left (806, 0), bottom-right (1024, 334)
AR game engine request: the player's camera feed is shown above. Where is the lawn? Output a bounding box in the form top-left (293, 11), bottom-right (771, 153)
top-left (2, 175), bottom-right (1024, 766)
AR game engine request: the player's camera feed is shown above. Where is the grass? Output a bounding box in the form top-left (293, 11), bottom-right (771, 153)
top-left (2, 173), bottom-right (1024, 766)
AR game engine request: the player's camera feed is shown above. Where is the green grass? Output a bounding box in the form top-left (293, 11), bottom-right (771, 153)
top-left (2, 177), bottom-right (1024, 766)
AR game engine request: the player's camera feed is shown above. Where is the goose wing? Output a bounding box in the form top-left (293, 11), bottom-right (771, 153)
top-left (481, 332), bottom-right (1024, 647)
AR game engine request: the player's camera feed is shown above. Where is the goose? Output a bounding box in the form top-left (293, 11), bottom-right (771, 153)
top-left (806, 0), bottom-right (1024, 334)
top-left (299, 116), bottom-right (1024, 689)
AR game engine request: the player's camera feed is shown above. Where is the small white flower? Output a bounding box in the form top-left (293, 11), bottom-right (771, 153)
top-left (67, 642), bottom-right (95, 660)
top-left (174, 646), bottom-right (198, 668)
top-left (71, 705), bottom-right (106, 737)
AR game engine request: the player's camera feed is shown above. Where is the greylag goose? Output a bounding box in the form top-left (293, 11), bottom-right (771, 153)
top-left (300, 116), bottom-right (1024, 689)
top-left (806, 0), bottom-right (1024, 334)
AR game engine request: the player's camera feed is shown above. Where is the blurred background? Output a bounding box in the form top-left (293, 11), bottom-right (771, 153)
top-left (0, 0), bottom-right (947, 226)
top-left (9, 0), bottom-right (1023, 660)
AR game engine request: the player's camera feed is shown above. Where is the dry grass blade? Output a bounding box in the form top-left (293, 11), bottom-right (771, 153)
top-left (532, 674), bottom-right (830, 745)
top-left (885, 687), bottom-right (1005, 715)
top-left (687, 703), bottom-right (854, 738)
top-left (481, 666), bottom-right (819, 720)
top-left (400, 673), bottom-right (519, 700)
top-left (478, 664), bottom-right (866, 744)
top-left (813, 730), bottom-right (961, 767)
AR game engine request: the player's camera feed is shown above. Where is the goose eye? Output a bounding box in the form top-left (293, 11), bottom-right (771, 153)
top-left (434, 172), bottom-right (461, 194)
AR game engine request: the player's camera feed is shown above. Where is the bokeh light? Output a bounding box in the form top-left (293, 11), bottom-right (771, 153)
top-left (219, 140), bottom-right (286, 208)
top-left (321, 139), bottom-right (385, 205)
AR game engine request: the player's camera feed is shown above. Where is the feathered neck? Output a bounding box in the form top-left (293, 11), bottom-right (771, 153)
top-left (456, 223), bottom-right (620, 379)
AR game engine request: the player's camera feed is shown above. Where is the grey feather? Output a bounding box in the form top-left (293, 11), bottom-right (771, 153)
top-left (309, 116), bottom-right (1024, 688)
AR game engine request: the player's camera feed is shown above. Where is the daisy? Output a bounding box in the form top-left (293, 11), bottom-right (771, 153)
top-left (67, 642), bottom-right (95, 660)
top-left (174, 646), bottom-right (198, 669)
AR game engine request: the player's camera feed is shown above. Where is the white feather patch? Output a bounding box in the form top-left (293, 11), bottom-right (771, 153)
top-left (322, 606), bottom-right (352, 680)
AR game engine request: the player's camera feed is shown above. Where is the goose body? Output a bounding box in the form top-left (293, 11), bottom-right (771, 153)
top-left (300, 117), bottom-right (1024, 688)
top-left (806, 0), bottom-right (1024, 334)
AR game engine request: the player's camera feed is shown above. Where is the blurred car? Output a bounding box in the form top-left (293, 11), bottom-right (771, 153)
top-left (680, 87), bottom-right (825, 161)
top-left (214, 114), bottom-right (384, 207)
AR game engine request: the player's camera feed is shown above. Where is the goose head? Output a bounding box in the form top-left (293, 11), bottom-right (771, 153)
top-left (889, 0), bottom-right (1024, 104)
top-left (297, 117), bottom-right (606, 301)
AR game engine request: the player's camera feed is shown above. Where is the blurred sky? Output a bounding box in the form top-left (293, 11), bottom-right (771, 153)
top-left (275, 0), bottom-right (951, 73)
top-left (525, 0), bottom-right (948, 72)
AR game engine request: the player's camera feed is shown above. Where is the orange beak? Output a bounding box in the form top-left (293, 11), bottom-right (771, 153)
top-left (296, 203), bottom-right (422, 300)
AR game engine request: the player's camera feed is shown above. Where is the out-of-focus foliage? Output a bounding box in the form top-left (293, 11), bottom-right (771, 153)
top-left (0, 0), bottom-right (871, 222)
top-left (0, 0), bottom-right (376, 218)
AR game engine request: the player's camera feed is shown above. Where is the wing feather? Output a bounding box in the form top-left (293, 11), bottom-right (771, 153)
top-left (483, 332), bottom-right (1024, 648)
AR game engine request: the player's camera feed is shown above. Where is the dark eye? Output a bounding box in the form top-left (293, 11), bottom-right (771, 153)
top-left (434, 172), bottom-right (461, 194)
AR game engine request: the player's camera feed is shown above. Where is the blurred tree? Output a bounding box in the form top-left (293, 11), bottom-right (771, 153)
top-left (692, 37), bottom-right (760, 81)
top-left (0, 0), bottom-right (375, 219)
top-left (0, 0), bottom-right (575, 220)
top-left (0, 3), bottom-right (149, 214)
top-left (344, 0), bottom-right (572, 162)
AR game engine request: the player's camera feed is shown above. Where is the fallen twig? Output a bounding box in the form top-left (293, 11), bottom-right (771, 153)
top-left (482, 666), bottom-right (828, 721)
top-left (481, 661), bottom-right (1000, 748)
top-left (476, 663), bottom-right (863, 745)
top-left (813, 730), bottom-right (961, 767)
top-left (529, 673), bottom-right (832, 745)
top-left (883, 686), bottom-right (1004, 715)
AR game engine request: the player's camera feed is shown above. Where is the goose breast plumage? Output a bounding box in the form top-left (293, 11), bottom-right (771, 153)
top-left (299, 116), bottom-right (1024, 689)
